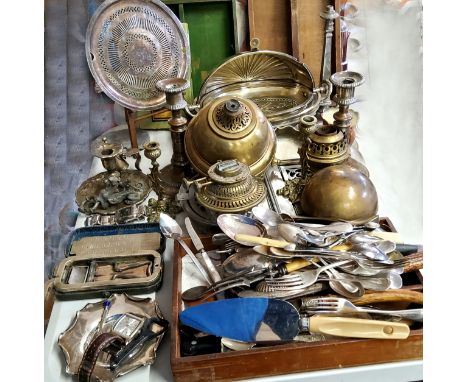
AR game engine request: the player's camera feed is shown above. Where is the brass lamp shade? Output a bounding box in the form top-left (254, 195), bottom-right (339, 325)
top-left (185, 96), bottom-right (277, 177)
top-left (300, 164), bottom-right (378, 223)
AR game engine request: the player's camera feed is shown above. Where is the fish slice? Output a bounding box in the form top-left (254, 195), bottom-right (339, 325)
top-left (179, 298), bottom-right (410, 343)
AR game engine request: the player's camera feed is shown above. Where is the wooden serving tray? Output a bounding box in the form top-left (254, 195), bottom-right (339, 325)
top-left (170, 218), bottom-right (423, 382)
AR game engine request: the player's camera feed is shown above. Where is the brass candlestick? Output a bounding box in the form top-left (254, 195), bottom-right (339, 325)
top-left (94, 137), bottom-right (129, 172)
top-left (146, 78), bottom-right (191, 220)
top-left (143, 141), bottom-right (161, 187)
top-left (156, 78), bottom-right (191, 168)
top-left (330, 71), bottom-right (364, 143)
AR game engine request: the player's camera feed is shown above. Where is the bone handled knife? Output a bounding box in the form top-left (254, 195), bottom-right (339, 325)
top-left (300, 316), bottom-right (410, 339)
top-left (185, 217), bottom-right (222, 283)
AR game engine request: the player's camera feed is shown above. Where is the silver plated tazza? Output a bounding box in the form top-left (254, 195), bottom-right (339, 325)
top-left (86, 0), bottom-right (190, 111)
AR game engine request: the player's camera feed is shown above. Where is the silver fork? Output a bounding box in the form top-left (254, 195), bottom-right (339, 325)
top-left (302, 297), bottom-right (423, 322)
top-left (263, 260), bottom-right (351, 291)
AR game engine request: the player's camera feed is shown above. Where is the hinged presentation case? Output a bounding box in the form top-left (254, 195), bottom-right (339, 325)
top-left (50, 223), bottom-right (165, 300)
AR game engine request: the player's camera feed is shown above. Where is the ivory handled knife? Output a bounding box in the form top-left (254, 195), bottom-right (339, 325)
top-left (185, 217), bottom-right (222, 283)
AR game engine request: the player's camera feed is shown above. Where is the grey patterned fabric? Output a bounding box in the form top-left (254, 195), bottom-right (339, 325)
top-left (44, 0), bottom-right (115, 279)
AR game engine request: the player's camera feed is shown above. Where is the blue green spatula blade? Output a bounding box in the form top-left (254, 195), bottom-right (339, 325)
top-left (179, 298), bottom-right (300, 342)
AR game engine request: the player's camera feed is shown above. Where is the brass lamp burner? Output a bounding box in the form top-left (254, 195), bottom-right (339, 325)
top-left (298, 116), bottom-right (349, 178)
top-left (212, 99), bottom-right (253, 135)
top-left (300, 127), bottom-right (349, 169)
top-left (186, 160), bottom-right (266, 213)
top-left (303, 128), bottom-right (348, 163)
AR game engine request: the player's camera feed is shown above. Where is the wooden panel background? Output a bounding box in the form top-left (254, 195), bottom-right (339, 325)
top-left (248, 0), bottom-right (342, 84)
top-left (248, 0), bottom-right (292, 52)
top-left (291, 0), bottom-right (338, 84)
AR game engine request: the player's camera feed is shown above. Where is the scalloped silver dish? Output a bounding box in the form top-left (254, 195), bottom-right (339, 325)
top-left (58, 294), bottom-right (166, 381)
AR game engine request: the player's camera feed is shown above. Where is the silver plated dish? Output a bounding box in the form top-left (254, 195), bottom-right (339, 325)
top-left (196, 51), bottom-right (320, 129)
top-left (86, 0), bottom-right (190, 111)
top-left (58, 294), bottom-right (166, 381)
